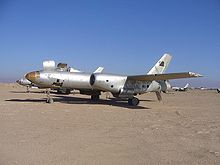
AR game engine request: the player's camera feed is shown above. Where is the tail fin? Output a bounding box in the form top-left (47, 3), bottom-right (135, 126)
top-left (148, 54), bottom-right (172, 74)
top-left (93, 67), bottom-right (104, 73)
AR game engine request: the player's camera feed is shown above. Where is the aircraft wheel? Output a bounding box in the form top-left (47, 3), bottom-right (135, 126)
top-left (128, 97), bottom-right (139, 106)
top-left (46, 98), bottom-right (54, 104)
top-left (128, 98), bottom-right (132, 105)
top-left (65, 89), bottom-right (71, 95)
top-left (57, 89), bottom-right (62, 94)
top-left (91, 95), bottom-right (100, 100)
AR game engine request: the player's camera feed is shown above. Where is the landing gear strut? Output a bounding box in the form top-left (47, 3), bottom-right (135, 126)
top-left (46, 89), bottom-right (54, 104)
top-left (128, 97), bottom-right (140, 106)
top-left (26, 86), bottom-right (30, 93)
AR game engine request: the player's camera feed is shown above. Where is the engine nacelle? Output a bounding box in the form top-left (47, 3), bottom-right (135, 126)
top-left (90, 73), bottom-right (127, 93)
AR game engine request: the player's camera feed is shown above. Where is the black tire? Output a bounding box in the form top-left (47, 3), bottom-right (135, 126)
top-left (128, 98), bottom-right (132, 105)
top-left (91, 95), bottom-right (100, 100)
top-left (132, 97), bottom-right (139, 106)
top-left (128, 97), bottom-right (140, 106)
top-left (65, 89), bottom-right (71, 95)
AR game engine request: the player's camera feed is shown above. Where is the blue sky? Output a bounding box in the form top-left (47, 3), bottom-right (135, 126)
top-left (0, 0), bottom-right (220, 87)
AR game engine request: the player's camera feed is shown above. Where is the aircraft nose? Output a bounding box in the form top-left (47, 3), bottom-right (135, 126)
top-left (25, 71), bottom-right (40, 83)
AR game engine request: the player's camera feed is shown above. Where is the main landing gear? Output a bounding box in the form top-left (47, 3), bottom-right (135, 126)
top-left (128, 97), bottom-right (140, 106)
top-left (91, 94), bottom-right (100, 101)
top-left (26, 86), bottom-right (30, 93)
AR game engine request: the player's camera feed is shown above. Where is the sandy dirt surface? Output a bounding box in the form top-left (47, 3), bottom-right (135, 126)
top-left (0, 83), bottom-right (220, 165)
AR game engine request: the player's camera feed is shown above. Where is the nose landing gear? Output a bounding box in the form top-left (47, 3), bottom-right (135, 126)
top-left (46, 89), bottom-right (54, 104)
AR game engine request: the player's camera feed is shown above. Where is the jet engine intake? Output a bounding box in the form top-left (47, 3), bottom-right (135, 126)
top-left (90, 74), bottom-right (96, 86)
top-left (89, 73), bottom-right (127, 93)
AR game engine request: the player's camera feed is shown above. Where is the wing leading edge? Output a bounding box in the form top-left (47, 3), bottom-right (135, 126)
top-left (127, 72), bottom-right (202, 81)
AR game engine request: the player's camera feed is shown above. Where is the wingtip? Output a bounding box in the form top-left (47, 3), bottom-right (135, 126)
top-left (189, 72), bottom-right (203, 77)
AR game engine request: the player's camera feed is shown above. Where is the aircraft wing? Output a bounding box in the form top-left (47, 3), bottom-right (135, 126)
top-left (127, 72), bottom-right (202, 81)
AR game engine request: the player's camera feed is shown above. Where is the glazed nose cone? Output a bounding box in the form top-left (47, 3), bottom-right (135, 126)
top-left (25, 71), bottom-right (40, 83)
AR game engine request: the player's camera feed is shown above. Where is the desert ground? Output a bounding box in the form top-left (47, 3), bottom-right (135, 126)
top-left (0, 83), bottom-right (219, 165)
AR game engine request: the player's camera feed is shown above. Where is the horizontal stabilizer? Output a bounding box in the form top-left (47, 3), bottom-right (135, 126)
top-left (128, 72), bottom-right (202, 81)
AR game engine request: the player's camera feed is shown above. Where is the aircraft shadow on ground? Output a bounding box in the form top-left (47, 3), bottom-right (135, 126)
top-left (5, 98), bottom-right (46, 103)
top-left (53, 95), bottom-right (150, 109)
top-left (5, 95), bottom-right (152, 109)
top-left (109, 97), bottom-right (157, 102)
top-left (10, 91), bottom-right (44, 94)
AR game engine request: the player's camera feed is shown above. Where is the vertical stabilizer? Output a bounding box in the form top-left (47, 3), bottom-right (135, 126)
top-left (148, 54), bottom-right (172, 74)
top-left (93, 67), bottom-right (104, 73)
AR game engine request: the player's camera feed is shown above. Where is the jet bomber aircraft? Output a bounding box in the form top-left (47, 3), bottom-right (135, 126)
top-left (25, 54), bottom-right (202, 106)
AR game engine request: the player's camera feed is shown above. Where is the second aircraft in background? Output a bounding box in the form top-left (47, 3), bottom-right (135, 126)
top-left (172, 83), bottom-right (190, 92)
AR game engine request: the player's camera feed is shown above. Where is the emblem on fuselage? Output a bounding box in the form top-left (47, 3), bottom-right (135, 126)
top-left (52, 79), bottom-right (64, 87)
